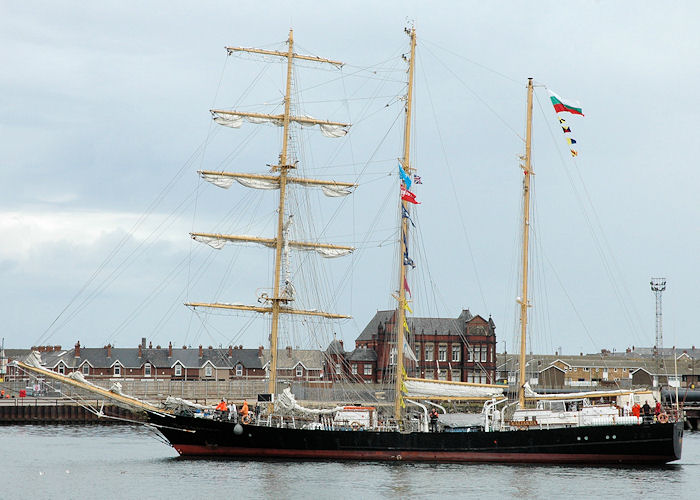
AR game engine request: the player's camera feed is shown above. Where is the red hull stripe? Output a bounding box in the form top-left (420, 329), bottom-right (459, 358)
top-left (172, 445), bottom-right (673, 464)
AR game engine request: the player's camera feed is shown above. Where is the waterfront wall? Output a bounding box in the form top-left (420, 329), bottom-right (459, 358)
top-left (0, 378), bottom-right (394, 406)
top-left (0, 398), bottom-right (143, 424)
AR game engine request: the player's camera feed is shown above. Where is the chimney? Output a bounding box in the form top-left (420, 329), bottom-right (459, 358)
top-left (258, 345), bottom-right (264, 357)
top-left (141, 337), bottom-right (146, 350)
top-left (239, 344), bottom-right (243, 350)
top-left (74, 341), bottom-right (81, 358)
top-left (228, 345), bottom-right (233, 357)
top-left (168, 342), bottom-right (172, 358)
top-left (54, 345), bottom-right (61, 352)
top-left (138, 344), bottom-right (142, 358)
top-left (198, 345), bottom-right (203, 358)
top-left (286, 346), bottom-right (292, 358)
top-left (149, 341), bottom-right (153, 349)
top-left (339, 340), bottom-right (344, 349)
top-left (107, 344), bottom-right (112, 358)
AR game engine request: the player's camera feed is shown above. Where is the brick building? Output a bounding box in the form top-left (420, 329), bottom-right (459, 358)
top-left (351, 309), bottom-right (497, 384)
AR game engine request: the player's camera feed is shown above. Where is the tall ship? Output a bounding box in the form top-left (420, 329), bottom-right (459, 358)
top-left (17, 28), bottom-right (682, 464)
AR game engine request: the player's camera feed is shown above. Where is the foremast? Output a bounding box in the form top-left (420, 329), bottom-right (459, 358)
top-left (394, 26), bottom-right (417, 421)
top-left (517, 78), bottom-right (534, 407)
top-left (188, 30), bottom-right (353, 402)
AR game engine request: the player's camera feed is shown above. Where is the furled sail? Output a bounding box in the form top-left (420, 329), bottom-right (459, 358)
top-left (275, 387), bottom-right (343, 415)
top-left (200, 172), bottom-right (354, 197)
top-left (403, 377), bottom-right (505, 399)
top-left (192, 235), bottom-right (229, 249)
top-left (192, 233), bottom-right (354, 257)
top-left (211, 110), bottom-right (349, 137)
top-left (522, 383), bottom-right (647, 400)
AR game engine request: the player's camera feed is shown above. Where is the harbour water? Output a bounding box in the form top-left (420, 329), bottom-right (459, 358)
top-left (1, 425), bottom-right (698, 499)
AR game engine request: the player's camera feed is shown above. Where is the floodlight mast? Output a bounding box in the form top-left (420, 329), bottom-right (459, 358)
top-left (650, 278), bottom-right (667, 354)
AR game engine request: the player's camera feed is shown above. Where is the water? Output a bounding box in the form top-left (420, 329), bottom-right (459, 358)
top-left (1, 425), bottom-right (698, 499)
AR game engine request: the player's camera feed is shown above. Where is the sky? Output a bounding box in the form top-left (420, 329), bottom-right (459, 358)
top-left (1, 1), bottom-right (698, 357)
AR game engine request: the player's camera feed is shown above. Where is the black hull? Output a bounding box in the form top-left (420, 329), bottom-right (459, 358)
top-left (147, 412), bottom-right (683, 464)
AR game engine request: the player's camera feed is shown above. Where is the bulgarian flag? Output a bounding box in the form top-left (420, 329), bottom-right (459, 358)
top-left (548, 90), bottom-right (584, 116)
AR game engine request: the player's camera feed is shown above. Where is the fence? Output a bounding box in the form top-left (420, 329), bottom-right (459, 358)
top-left (0, 378), bottom-right (395, 406)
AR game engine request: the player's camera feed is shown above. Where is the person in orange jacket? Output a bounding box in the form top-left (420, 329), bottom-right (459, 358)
top-left (215, 399), bottom-right (228, 412)
top-left (631, 402), bottom-right (641, 418)
top-left (241, 399), bottom-right (249, 417)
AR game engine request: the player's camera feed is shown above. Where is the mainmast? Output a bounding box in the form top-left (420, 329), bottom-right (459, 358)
top-left (188, 30), bottom-right (354, 403)
top-left (517, 78), bottom-right (534, 407)
top-left (394, 26), bottom-right (417, 421)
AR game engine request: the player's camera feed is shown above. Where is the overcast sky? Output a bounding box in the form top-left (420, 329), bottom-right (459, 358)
top-left (1, 1), bottom-right (698, 357)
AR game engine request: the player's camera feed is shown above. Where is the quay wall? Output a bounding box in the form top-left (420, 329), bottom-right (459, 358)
top-left (0, 398), bottom-right (144, 425)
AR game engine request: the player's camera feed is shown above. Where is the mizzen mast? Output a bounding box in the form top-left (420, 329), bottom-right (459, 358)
top-left (394, 26), bottom-right (417, 421)
top-left (188, 30), bottom-right (353, 401)
top-left (517, 78), bottom-right (534, 407)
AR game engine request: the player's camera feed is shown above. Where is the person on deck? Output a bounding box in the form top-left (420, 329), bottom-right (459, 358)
top-left (241, 400), bottom-right (249, 421)
top-left (642, 401), bottom-right (652, 422)
top-left (654, 401), bottom-right (662, 421)
top-left (215, 399), bottom-right (228, 420)
top-left (632, 402), bottom-right (641, 419)
top-left (429, 408), bottom-right (439, 432)
top-left (623, 400), bottom-right (631, 416)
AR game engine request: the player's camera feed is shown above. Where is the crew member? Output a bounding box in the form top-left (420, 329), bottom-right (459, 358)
top-left (429, 408), bottom-right (439, 432)
top-left (632, 402), bottom-right (641, 419)
top-left (216, 399), bottom-right (228, 412)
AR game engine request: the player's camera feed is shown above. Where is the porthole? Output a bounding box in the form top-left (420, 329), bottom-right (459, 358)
top-left (612, 435), bottom-right (616, 439)
top-left (577, 436), bottom-right (581, 441)
top-left (584, 436), bottom-right (589, 441)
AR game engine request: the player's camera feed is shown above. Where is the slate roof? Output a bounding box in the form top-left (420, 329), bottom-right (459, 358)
top-left (44, 347), bottom-right (262, 370)
top-left (347, 347), bottom-right (378, 362)
top-left (326, 340), bottom-right (345, 355)
top-left (356, 309), bottom-right (483, 342)
top-left (260, 349), bottom-right (324, 370)
top-left (356, 310), bottom-right (396, 342)
top-left (496, 353), bottom-right (699, 376)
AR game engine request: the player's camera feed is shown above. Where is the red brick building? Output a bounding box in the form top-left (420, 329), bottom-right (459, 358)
top-left (353, 309), bottom-right (497, 383)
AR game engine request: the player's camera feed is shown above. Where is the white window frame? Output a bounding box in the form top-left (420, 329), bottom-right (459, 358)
top-left (58, 363), bottom-right (65, 375)
top-left (335, 363), bottom-right (341, 375)
top-left (144, 363), bottom-right (152, 377)
top-left (113, 364), bottom-right (121, 377)
top-left (296, 365), bottom-right (303, 378)
top-left (205, 365), bottom-right (213, 378)
top-left (351, 364), bottom-right (358, 375)
top-left (480, 346), bottom-right (487, 362)
top-left (415, 342), bottom-right (421, 360)
top-left (174, 364), bottom-right (182, 377)
top-left (424, 344), bottom-right (434, 361)
top-left (438, 344), bottom-right (447, 362)
top-left (236, 364), bottom-right (243, 377)
top-left (82, 363), bottom-right (89, 375)
top-left (389, 347), bottom-right (397, 366)
top-left (451, 345), bottom-right (461, 362)
top-left (364, 365), bottom-right (372, 376)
